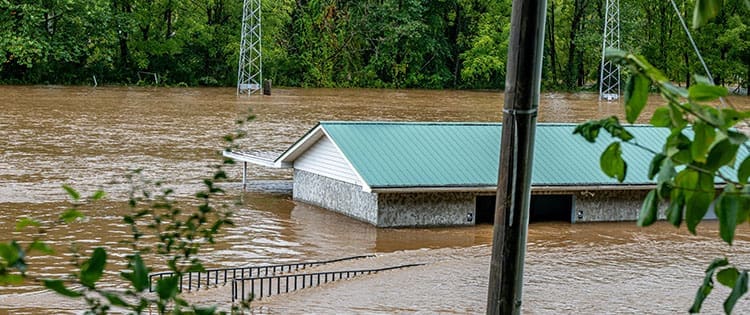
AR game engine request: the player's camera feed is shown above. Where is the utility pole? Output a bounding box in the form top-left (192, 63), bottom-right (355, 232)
top-left (486, 0), bottom-right (547, 314)
top-left (237, 0), bottom-right (262, 95)
top-left (598, 0), bottom-right (621, 101)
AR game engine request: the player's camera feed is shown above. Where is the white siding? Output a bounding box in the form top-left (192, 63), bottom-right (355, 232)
top-left (294, 136), bottom-right (360, 185)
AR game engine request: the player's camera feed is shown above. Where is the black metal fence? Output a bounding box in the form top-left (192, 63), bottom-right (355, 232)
top-left (231, 263), bottom-right (424, 302)
top-left (148, 255), bottom-right (374, 292)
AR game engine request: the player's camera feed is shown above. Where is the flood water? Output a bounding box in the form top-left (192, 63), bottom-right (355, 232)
top-left (1, 86), bottom-right (749, 314)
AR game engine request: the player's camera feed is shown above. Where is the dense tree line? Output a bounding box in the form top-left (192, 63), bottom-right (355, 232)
top-left (0, 0), bottom-right (747, 92)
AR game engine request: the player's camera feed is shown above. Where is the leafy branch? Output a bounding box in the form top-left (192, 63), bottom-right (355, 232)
top-left (0, 110), bottom-right (256, 314)
top-left (574, 37), bottom-right (749, 315)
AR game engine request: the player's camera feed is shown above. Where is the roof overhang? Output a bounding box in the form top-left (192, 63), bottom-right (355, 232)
top-left (222, 151), bottom-right (292, 168)
top-left (369, 184), bottom-right (657, 193)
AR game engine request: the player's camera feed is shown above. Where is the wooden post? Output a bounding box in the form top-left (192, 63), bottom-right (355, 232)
top-left (486, 0), bottom-right (547, 314)
top-left (263, 79), bottom-right (272, 95)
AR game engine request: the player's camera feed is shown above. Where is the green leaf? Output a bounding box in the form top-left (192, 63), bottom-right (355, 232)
top-left (624, 74), bottom-right (650, 123)
top-left (691, 123), bottom-right (715, 163)
top-left (0, 242), bottom-right (21, 266)
top-left (716, 188), bottom-right (743, 245)
top-left (573, 121), bottom-right (599, 142)
top-left (705, 139), bottom-right (739, 171)
top-left (669, 104), bottom-right (688, 128)
top-left (600, 142), bottom-right (627, 182)
top-left (90, 190), bottom-right (106, 201)
top-left (667, 190), bottom-right (685, 227)
top-left (15, 218), bottom-right (41, 231)
top-left (60, 209), bottom-right (84, 223)
top-left (0, 274), bottom-right (24, 285)
top-left (719, 109), bottom-right (747, 129)
top-left (43, 279), bottom-right (82, 298)
top-left (685, 175), bottom-right (714, 235)
top-left (717, 267), bottom-right (740, 288)
top-left (601, 117), bottom-right (634, 141)
top-left (661, 82), bottom-right (689, 98)
top-left (648, 154), bottom-right (667, 180)
top-left (62, 185), bottom-right (80, 201)
top-left (185, 262), bottom-right (205, 273)
top-left (688, 83), bottom-right (728, 102)
top-left (604, 48), bottom-right (628, 60)
top-left (650, 107), bottom-right (671, 127)
top-left (690, 258), bottom-right (729, 313)
top-left (739, 157), bottom-right (750, 185)
top-left (638, 190), bottom-right (659, 227)
top-left (156, 276), bottom-right (180, 300)
top-left (194, 305), bottom-right (218, 315)
top-left (28, 240), bottom-right (53, 254)
top-left (79, 247), bottom-right (106, 288)
top-left (693, 0), bottom-right (722, 28)
top-left (724, 271), bottom-right (748, 314)
top-left (126, 254), bottom-right (149, 292)
top-left (667, 131), bottom-right (693, 165)
top-left (102, 292), bottom-right (130, 308)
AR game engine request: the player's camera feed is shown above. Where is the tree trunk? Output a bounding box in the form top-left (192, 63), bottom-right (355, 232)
top-left (565, 0), bottom-right (586, 88)
top-left (165, 0), bottom-right (173, 39)
top-left (546, 0), bottom-right (558, 85)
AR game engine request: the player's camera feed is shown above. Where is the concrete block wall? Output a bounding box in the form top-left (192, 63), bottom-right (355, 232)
top-left (377, 192), bottom-right (476, 227)
top-left (292, 170), bottom-right (379, 225)
top-left (293, 169), bottom-right (662, 226)
top-left (571, 190), bottom-right (664, 222)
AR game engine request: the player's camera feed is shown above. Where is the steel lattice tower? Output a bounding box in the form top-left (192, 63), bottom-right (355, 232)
top-left (599, 0), bottom-right (621, 101)
top-left (237, 0), bottom-right (262, 95)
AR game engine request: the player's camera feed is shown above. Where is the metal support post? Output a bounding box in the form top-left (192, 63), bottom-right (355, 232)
top-left (242, 162), bottom-right (248, 191)
top-left (486, 0), bottom-right (547, 314)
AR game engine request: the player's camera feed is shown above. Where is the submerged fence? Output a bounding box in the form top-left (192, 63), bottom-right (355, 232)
top-left (148, 255), bottom-right (374, 293)
top-left (231, 263), bottom-right (425, 302)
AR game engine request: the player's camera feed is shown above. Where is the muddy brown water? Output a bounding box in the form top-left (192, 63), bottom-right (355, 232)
top-left (1, 86), bottom-right (749, 314)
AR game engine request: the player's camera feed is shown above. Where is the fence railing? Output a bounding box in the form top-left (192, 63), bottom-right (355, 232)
top-left (231, 263), bottom-right (425, 302)
top-left (148, 255), bottom-right (374, 292)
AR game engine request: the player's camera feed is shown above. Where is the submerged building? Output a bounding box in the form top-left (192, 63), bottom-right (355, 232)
top-left (226, 121), bottom-right (677, 227)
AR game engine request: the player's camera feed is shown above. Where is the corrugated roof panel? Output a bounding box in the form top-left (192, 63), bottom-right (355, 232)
top-left (323, 122), bottom-right (501, 187)
top-left (319, 122), bottom-right (742, 189)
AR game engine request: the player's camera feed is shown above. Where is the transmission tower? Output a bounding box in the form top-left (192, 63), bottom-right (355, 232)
top-left (237, 0), bottom-right (262, 95)
top-left (599, 0), bottom-right (621, 101)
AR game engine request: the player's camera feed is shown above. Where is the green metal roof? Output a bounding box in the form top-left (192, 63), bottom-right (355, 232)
top-left (316, 121), bottom-right (695, 189)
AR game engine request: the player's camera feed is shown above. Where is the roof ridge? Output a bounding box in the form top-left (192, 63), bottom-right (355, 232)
top-left (319, 121), bottom-right (500, 126)
top-left (319, 121), bottom-right (655, 127)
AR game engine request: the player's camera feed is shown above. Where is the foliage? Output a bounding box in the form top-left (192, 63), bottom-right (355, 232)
top-left (0, 111), bottom-right (256, 314)
top-left (574, 2), bottom-right (750, 313)
top-left (1, 0), bottom-right (747, 91)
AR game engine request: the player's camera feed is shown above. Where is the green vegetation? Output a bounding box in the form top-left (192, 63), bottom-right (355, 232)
top-left (1, 0), bottom-right (747, 91)
top-left (575, 1), bottom-right (750, 312)
top-left (0, 111), bottom-right (255, 314)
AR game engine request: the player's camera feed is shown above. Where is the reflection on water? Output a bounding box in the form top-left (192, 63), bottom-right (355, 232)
top-left (0, 86), bottom-right (748, 313)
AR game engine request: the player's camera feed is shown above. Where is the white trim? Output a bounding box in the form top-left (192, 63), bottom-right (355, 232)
top-left (275, 125), bottom-right (326, 166)
top-left (320, 128), bottom-right (372, 192)
top-left (223, 151), bottom-right (291, 168)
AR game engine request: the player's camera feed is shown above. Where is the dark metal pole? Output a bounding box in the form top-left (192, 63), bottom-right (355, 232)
top-left (486, 0), bottom-right (547, 314)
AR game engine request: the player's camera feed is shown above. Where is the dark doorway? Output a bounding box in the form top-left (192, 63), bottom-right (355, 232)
top-left (474, 194), bottom-right (573, 224)
top-left (475, 195), bottom-right (497, 224)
